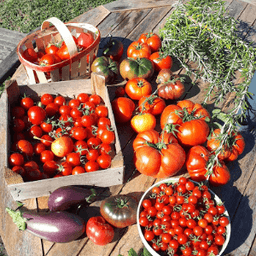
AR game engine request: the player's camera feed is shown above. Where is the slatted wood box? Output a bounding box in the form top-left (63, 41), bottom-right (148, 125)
top-left (0, 73), bottom-right (124, 201)
top-left (17, 17), bottom-right (100, 85)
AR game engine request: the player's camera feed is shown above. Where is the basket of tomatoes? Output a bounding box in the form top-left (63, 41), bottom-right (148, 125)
top-left (137, 177), bottom-right (231, 256)
top-left (17, 17), bottom-right (100, 84)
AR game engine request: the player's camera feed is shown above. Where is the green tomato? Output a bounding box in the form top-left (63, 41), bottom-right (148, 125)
top-left (100, 195), bottom-right (138, 228)
top-left (119, 57), bottom-right (154, 81)
top-left (91, 56), bottom-right (119, 84)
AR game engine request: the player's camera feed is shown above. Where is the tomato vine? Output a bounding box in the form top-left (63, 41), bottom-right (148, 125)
top-left (159, 0), bottom-right (256, 173)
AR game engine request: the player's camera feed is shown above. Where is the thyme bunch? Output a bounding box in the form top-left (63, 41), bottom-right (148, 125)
top-left (159, 0), bottom-right (256, 173)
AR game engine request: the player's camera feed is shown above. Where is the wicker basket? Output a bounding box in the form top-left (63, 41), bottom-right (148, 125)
top-left (17, 17), bottom-right (101, 84)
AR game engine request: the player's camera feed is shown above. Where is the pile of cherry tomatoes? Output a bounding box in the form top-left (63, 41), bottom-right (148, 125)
top-left (21, 32), bottom-right (94, 66)
top-left (9, 92), bottom-right (116, 181)
top-left (138, 177), bottom-right (230, 256)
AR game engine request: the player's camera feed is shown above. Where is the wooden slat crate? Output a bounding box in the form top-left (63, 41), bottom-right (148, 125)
top-left (1, 73), bottom-right (124, 201)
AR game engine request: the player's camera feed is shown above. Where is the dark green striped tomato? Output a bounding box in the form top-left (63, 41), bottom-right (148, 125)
top-left (119, 57), bottom-right (154, 81)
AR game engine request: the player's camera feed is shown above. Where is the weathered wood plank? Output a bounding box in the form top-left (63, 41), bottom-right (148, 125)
top-left (227, 0), bottom-right (248, 19)
top-left (103, 0), bottom-right (175, 12)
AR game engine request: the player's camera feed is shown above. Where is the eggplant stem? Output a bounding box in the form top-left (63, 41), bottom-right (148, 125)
top-left (6, 208), bottom-right (27, 231)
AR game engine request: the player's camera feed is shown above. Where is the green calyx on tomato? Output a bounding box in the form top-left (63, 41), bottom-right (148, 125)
top-left (119, 57), bottom-right (154, 81)
top-left (91, 56), bottom-right (119, 84)
top-left (100, 195), bottom-right (138, 228)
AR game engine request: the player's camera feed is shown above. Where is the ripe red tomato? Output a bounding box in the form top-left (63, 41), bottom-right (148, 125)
top-left (97, 153), bottom-right (112, 169)
top-left (138, 95), bottom-right (166, 116)
top-left (45, 102), bottom-right (59, 117)
top-left (66, 152), bottom-right (81, 166)
top-left (58, 161), bottom-right (73, 176)
top-left (72, 166), bottom-right (85, 175)
top-left (43, 160), bottom-right (58, 177)
top-left (138, 32), bottom-right (162, 53)
top-left (127, 41), bottom-right (151, 59)
top-left (150, 51), bottom-right (173, 71)
top-left (54, 95), bottom-right (66, 106)
top-left (85, 160), bottom-right (99, 172)
top-left (51, 136), bottom-right (74, 157)
top-left (209, 162), bottom-right (231, 187)
top-left (77, 93), bottom-right (89, 103)
top-left (186, 145), bottom-right (210, 182)
top-left (56, 44), bottom-right (70, 60)
top-left (17, 140), bottom-right (34, 157)
top-left (27, 106), bottom-right (46, 125)
top-left (77, 32), bottom-right (94, 49)
top-left (86, 216), bottom-right (114, 246)
top-left (20, 96), bottom-right (34, 110)
top-left (9, 153), bottom-right (24, 166)
top-left (133, 130), bottom-right (186, 178)
top-left (39, 53), bottom-right (59, 66)
top-left (45, 44), bottom-right (59, 55)
top-left (21, 48), bottom-right (38, 63)
top-left (71, 126), bottom-right (87, 141)
top-left (40, 150), bottom-right (54, 163)
top-left (95, 105), bottom-right (108, 118)
top-left (99, 129), bottom-right (115, 144)
top-left (41, 93), bottom-right (54, 105)
top-left (111, 97), bottom-right (135, 123)
top-left (125, 78), bottom-right (152, 100)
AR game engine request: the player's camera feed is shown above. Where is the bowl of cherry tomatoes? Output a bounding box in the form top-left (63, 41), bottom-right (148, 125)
top-left (137, 177), bottom-right (231, 256)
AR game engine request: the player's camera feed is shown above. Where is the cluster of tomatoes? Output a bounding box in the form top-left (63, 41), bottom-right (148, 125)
top-left (21, 32), bottom-right (94, 66)
top-left (139, 177), bottom-right (230, 256)
top-left (104, 32), bottom-right (245, 187)
top-left (9, 92), bottom-right (115, 181)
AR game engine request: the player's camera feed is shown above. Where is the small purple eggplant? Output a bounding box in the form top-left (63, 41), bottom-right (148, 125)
top-left (48, 186), bottom-right (96, 212)
top-left (6, 208), bottom-right (85, 243)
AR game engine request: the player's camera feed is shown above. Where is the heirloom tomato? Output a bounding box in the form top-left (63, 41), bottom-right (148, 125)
top-left (138, 32), bottom-right (162, 53)
top-left (138, 95), bottom-right (166, 116)
top-left (119, 57), bottom-right (154, 81)
top-left (100, 195), bottom-right (138, 228)
top-left (111, 97), bottom-right (135, 123)
top-left (156, 69), bottom-right (173, 84)
top-left (86, 216), bottom-right (114, 246)
top-left (186, 145), bottom-right (210, 182)
top-left (133, 130), bottom-right (186, 178)
top-left (91, 56), bottom-right (119, 84)
top-left (127, 41), bottom-right (151, 59)
top-left (131, 112), bottom-right (156, 133)
top-left (160, 100), bottom-right (211, 147)
top-left (157, 74), bottom-right (185, 100)
top-left (149, 51), bottom-right (173, 71)
top-left (102, 37), bottom-right (124, 61)
top-left (207, 129), bottom-right (245, 161)
top-left (125, 78), bottom-right (152, 100)
top-left (209, 162), bottom-right (231, 186)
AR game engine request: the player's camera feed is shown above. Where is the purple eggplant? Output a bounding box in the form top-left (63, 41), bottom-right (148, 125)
top-left (6, 208), bottom-right (85, 243)
top-left (48, 186), bottom-right (96, 212)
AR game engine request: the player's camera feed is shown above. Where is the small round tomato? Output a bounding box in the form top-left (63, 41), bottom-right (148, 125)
top-left (9, 153), bottom-right (24, 166)
top-left (21, 48), bottom-right (38, 63)
top-left (95, 105), bottom-right (108, 118)
top-left (40, 150), bottom-right (54, 163)
top-left (86, 216), bottom-right (114, 246)
top-left (150, 51), bottom-right (173, 71)
top-left (77, 32), bottom-right (94, 49)
top-left (27, 106), bottom-right (46, 125)
top-left (39, 53), bottom-right (57, 66)
top-left (40, 93), bottom-right (54, 105)
top-left (11, 106), bottom-right (25, 119)
top-left (43, 160), bottom-right (58, 177)
top-left (12, 118), bottom-right (25, 133)
top-left (99, 129), bottom-right (115, 144)
top-left (58, 161), bottom-right (73, 176)
top-left (71, 126), bottom-right (87, 141)
top-left (125, 78), bottom-right (152, 100)
top-left (77, 93), bottom-right (89, 103)
top-left (20, 96), bottom-right (34, 110)
top-left (59, 105), bottom-right (71, 116)
top-left (45, 102), bottom-right (59, 116)
top-left (85, 160), bottom-right (99, 172)
top-left (51, 136), bottom-right (74, 157)
top-left (17, 140), bottom-right (34, 157)
top-left (66, 152), bottom-right (81, 166)
top-left (97, 153), bottom-right (112, 169)
top-left (74, 140), bottom-right (88, 155)
top-left (72, 166), bottom-right (85, 175)
top-left (33, 142), bottom-right (46, 155)
top-left (54, 95), bottom-right (66, 107)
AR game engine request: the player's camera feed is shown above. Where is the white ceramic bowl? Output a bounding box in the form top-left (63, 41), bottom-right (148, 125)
top-left (137, 178), bottom-right (231, 256)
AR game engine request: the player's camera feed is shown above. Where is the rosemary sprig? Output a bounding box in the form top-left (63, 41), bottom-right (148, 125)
top-left (159, 0), bottom-right (256, 172)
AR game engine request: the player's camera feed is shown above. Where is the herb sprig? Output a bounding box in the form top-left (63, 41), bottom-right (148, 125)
top-left (159, 0), bottom-right (256, 173)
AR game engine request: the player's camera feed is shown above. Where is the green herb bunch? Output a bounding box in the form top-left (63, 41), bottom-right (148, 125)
top-left (159, 0), bottom-right (256, 173)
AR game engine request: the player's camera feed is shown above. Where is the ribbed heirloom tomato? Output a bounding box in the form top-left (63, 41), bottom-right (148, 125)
top-left (138, 32), bottom-right (162, 53)
top-left (160, 99), bottom-right (211, 147)
top-left (149, 51), bottom-right (173, 71)
top-left (127, 41), bottom-right (151, 59)
top-left (138, 95), bottom-right (166, 116)
top-left (133, 130), bottom-right (186, 178)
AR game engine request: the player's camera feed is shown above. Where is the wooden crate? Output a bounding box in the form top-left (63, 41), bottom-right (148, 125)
top-left (0, 73), bottom-right (124, 201)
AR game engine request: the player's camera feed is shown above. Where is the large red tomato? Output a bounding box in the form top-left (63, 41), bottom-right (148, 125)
top-left (86, 216), bottom-right (114, 246)
top-left (133, 130), bottom-right (186, 178)
top-left (127, 41), bottom-right (151, 59)
top-left (160, 100), bottom-right (211, 147)
top-left (138, 95), bottom-right (166, 116)
top-left (125, 78), bottom-right (152, 100)
top-left (149, 51), bottom-right (173, 71)
top-left (186, 145), bottom-right (210, 182)
top-left (77, 32), bottom-right (94, 49)
top-left (111, 97), bottom-right (135, 123)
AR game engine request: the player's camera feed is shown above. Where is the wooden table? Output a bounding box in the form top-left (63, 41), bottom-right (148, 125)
top-left (1, 0), bottom-right (256, 255)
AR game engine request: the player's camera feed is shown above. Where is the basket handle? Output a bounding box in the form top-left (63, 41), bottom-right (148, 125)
top-left (41, 17), bottom-right (78, 58)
